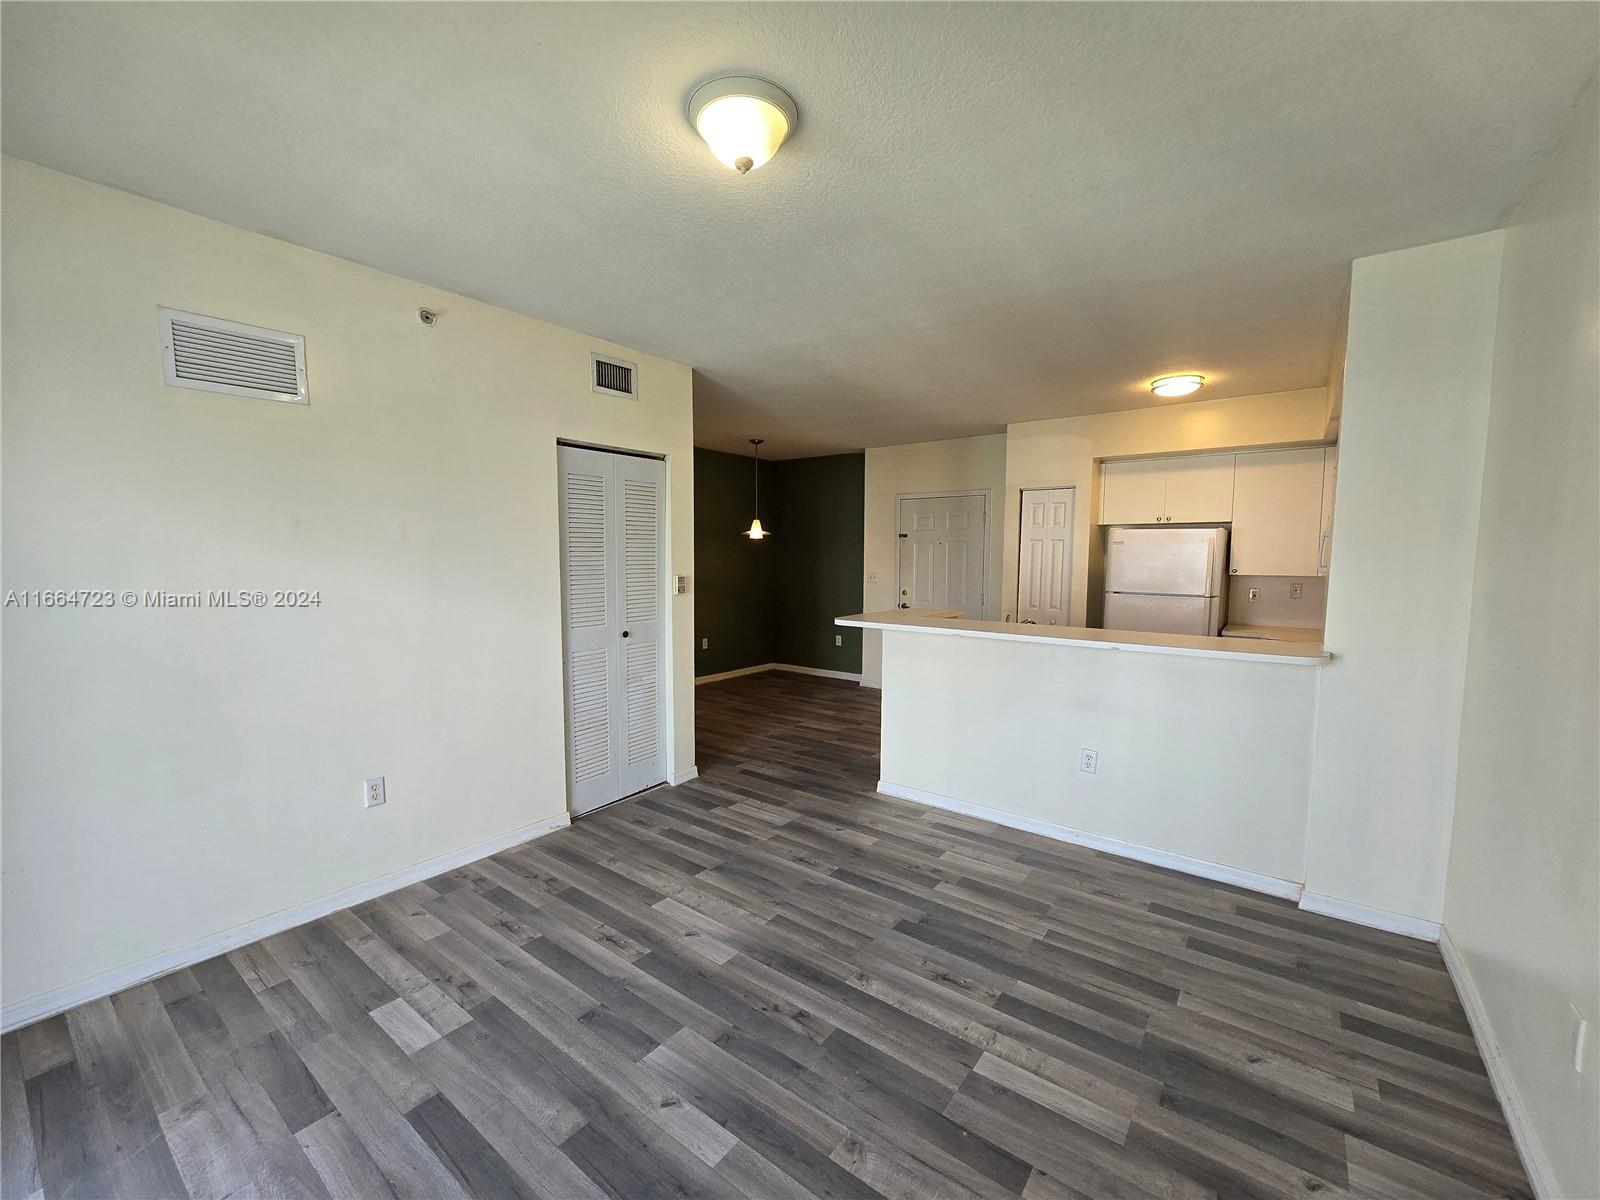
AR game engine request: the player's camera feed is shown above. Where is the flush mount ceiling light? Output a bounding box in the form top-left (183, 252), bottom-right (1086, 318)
top-left (743, 438), bottom-right (770, 539)
top-left (1151, 374), bottom-right (1205, 398)
top-left (688, 76), bottom-right (798, 174)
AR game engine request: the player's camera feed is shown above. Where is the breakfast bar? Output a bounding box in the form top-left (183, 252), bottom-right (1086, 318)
top-left (836, 607), bottom-right (1331, 897)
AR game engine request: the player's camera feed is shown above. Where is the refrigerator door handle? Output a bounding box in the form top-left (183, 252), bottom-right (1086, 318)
top-left (1204, 538), bottom-right (1215, 590)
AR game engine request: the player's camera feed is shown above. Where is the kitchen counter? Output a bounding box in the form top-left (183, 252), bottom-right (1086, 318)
top-left (1221, 623), bottom-right (1325, 644)
top-left (836, 608), bottom-right (1330, 664)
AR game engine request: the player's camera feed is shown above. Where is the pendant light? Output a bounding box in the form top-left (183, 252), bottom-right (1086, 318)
top-left (743, 438), bottom-right (770, 540)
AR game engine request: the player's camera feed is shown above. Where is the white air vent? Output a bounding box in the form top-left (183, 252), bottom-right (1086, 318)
top-left (160, 308), bottom-right (308, 404)
top-left (591, 352), bottom-right (637, 399)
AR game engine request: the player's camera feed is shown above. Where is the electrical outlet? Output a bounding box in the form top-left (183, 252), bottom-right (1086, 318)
top-left (835, 634), bottom-right (843, 646)
top-left (363, 776), bottom-right (386, 808)
top-left (1248, 588), bottom-right (1261, 603)
top-left (700, 637), bottom-right (709, 650)
top-left (868, 571), bottom-right (879, 584)
top-left (1572, 1005), bottom-right (1589, 1073)
top-left (1290, 582), bottom-right (1304, 600)
top-left (1079, 748), bottom-right (1098, 774)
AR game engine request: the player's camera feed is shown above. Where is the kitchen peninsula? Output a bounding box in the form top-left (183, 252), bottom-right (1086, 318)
top-left (836, 607), bottom-right (1330, 899)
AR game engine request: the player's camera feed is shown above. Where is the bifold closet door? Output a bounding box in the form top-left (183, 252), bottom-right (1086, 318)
top-left (558, 445), bottom-right (666, 814)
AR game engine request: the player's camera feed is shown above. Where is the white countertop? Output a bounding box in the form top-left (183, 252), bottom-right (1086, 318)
top-left (1221, 623), bottom-right (1326, 644)
top-left (836, 608), bottom-right (1331, 664)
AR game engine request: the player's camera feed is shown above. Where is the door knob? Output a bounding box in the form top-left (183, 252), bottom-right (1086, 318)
top-left (899, 603), bottom-right (909, 609)
top-left (621, 630), bottom-right (630, 638)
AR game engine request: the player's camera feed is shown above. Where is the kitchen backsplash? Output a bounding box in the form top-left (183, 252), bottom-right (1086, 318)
top-left (1228, 576), bottom-right (1326, 628)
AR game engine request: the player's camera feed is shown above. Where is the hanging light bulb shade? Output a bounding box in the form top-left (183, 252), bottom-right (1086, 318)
top-left (744, 438), bottom-right (770, 539)
top-left (689, 76), bottom-right (798, 174)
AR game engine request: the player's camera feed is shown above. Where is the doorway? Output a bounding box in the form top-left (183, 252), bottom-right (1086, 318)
top-left (895, 492), bottom-right (989, 616)
top-left (557, 443), bottom-right (667, 815)
top-left (1017, 486), bottom-right (1075, 625)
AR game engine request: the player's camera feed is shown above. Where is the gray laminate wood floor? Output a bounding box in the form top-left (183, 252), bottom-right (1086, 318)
top-left (3, 671), bottom-right (1529, 1199)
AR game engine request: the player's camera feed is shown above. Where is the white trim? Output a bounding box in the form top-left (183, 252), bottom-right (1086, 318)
top-left (694, 663), bottom-right (773, 684)
top-left (875, 780), bottom-right (1302, 901)
top-left (695, 662), bottom-right (862, 685)
top-left (670, 765), bottom-right (700, 785)
top-left (1438, 927), bottom-right (1558, 1200)
top-left (0, 813), bottom-right (570, 1034)
top-left (772, 663), bottom-right (861, 683)
top-left (1296, 891), bottom-right (1440, 942)
top-left (859, 679), bottom-right (882, 690)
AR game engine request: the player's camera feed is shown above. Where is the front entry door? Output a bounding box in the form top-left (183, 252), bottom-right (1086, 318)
top-left (896, 494), bottom-right (988, 616)
top-left (1017, 487), bottom-right (1075, 625)
top-left (558, 444), bottom-right (666, 815)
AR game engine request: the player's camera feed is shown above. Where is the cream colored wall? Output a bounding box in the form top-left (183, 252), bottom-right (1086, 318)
top-left (0, 159), bottom-right (696, 1014)
top-left (1443, 78), bottom-right (1599, 1200)
top-left (1302, 230), bottom-right (1504, 925)
top-left (879, 632), bottom-right (1320, 885)
top-left (861, 434), bottom-right (1007, 686)
top-left (1000, 388), bottom-right (1329, 627)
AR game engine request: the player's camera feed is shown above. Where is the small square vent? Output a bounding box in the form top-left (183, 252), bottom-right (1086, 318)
top-left (160, 307), bottom-right (308, 405)
top-left (591, 352), bottom-right (637, 399)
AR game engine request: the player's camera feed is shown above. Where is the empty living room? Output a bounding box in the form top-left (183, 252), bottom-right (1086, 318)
top-left (2, 4), bottom-right (1597, 1199)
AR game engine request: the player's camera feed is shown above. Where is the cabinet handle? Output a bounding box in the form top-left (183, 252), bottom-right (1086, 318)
top-left (1318, 530), bottom-right (1333, 572)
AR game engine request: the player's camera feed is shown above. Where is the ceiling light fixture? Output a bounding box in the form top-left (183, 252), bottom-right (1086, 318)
top-left (743, 438), bottom-right (770, 540)
top-left (1151, 374), bottom-right (1205, 398)
top-left (689, 76), bottom-right (798, 174)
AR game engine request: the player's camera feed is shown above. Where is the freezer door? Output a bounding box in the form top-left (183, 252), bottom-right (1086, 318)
top-left (1103, 592), bottom-right (1224, 636)
top-left (1104, 526), bottom-right (1226, 597)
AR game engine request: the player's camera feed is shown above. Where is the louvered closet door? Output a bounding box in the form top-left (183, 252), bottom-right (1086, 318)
top-left (558, 445), bottom-right (666, 815)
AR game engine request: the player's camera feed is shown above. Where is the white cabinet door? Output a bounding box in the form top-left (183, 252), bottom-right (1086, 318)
top-left (1317, 445), bottom-right (1338, 576)
top-left (1100, 459), bottom-right (1166, 525)
top-left (1163, 453), bottom-right (1236, 523)
top-left (1231, 448), bottom-right (1327, 576)
top-left (559, 445), bottom-right (665, 815)
top-left (1017, 487), bottom-right (1074, 625)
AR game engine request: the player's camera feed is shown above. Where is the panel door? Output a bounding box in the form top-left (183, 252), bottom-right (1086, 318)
top-left (896, 494), bottom-right (987, 617)
top-left (1230, 447), bottom-right (1327, 576)
top-left (1163, 453), bottom-right (1236, 523)
top-left (1099, 459), bottom-right (1166, 524)
top-left (558, 445), bottom-right (666, 815)
top-left (1017, 487), bottom-right (1075, 625)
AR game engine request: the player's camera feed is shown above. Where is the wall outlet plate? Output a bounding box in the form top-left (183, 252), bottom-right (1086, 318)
top-left (868, 572), bottom-right (879, 584)
top-left (835, 634), bottom-right (843, 646)
top-left (1248, 588), bottom-right (1261, 602)
top-left (363, 776), bottom-right (386, 808)
top-left (1290, 582), bottom-right (1304, 599)
top-left (1079, 748), bottom-right (1098, 774)
top-left (700, 637), bottom-right (709, 650)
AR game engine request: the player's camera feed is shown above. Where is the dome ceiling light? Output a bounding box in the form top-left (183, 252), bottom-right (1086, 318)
top-left (688, 76), bottom-right (798, 175)
top-left (1151, 374), bottom-right (1205, 398)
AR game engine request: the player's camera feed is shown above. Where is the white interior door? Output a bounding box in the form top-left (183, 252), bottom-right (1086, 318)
top-left (1017, 487), bottom-right (1074, 625)
top-left (559, 445), bottom-right (666, 815)
top-left (897, 494), bottom-right (987, 616)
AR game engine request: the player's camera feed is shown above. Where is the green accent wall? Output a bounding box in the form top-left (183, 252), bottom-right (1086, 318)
top-left (693, 448), bottom-right (864, 678)
top-left (774, 454), bottom-right (865, 674)
top-left (693, 447), bottom-right (778, 676)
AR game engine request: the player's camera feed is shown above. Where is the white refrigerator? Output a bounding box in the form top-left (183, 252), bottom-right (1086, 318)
top-left (1103, 526), bottom-right (1229, 636)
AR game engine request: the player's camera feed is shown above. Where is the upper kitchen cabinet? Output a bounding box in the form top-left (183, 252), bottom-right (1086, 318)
top-left (1100, 454), bottom-right (1234, 524)
top-left (1230, 447), bottom-right (1328, 576)
top-left (1100, 458), bottom-right (1167, 524)
top-left (1163, 454), bottom-right (1236, 522)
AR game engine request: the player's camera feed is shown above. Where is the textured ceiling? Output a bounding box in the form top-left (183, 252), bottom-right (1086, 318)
top-left (4, 3), bottom-right (1594, 457)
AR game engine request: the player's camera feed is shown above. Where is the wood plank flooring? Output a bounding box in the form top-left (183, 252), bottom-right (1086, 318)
top-left (3, 670), bottom-right (1529, 1199)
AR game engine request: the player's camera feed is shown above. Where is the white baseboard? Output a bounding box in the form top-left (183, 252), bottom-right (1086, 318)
top-left (695, 662), bottom-right (862, 685)
top-left (0, 812), bottom-right (571, 1034)
top-left (875, 780), bottom-right (1302, 901)
top-left (694, 663), bottom-right (774, 684)
top-left (1296, 891), bottom-right (1440, 942)
top-left (670, 765), bottom-right (699, 785)
top-left (771, 663), bottom-right (861, 683)
top-left (1439, 927), bottom-right (1558, 1199)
